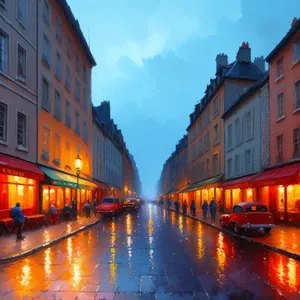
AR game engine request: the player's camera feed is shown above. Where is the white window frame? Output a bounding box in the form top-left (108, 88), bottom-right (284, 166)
top-left (235, 118), bottom-right (241, 146)
top-left (54, 89), bottom-right (62, 121)
top-left (0, 29), bottom-right (8, 74)
top-left (55, 50), bottom-right (62, 80)
top-left (277, 92), bottom-right (284, 118)
top-left (293, 39), bottom-right (300, 63)
top-left (16, 42), bottom-right (27, 82)
top-left (16, 111), bottom-right (27, 150)
top-left (294, 80), bottom-right (300, 111)
top-left (41, 76), bottom-right (51, 112)
top-left (16, 0), bottom-right (28, 27)
top-left (0, 101), bottom-right (8, 144)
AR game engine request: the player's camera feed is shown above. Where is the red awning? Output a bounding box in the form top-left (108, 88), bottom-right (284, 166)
top-left (221, 174), bottom-right (258, 189)
top-left (0, 154), bottom-right (44, 180)
top-left (250, 162), bottom-right (300, 187)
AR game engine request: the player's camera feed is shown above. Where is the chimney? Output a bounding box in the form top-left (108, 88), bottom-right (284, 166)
top-left (95, 101), bottom-right (111, 124)
top-left (236, 42), bottom-right (251, 63)
top-left (216, 53), bottom-right (228, 72)
top-left (291, 17), bottom-right (298, 27)
top-left (254, 56), bottom-right (265, 73)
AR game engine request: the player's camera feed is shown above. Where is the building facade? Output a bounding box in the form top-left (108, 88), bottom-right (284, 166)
top-left (222, 74), bottom-right (269, 212)
top-left (252, 17), bottom-right (300, 225)
top-left (37, 0), bottom-right (97, 213)
top-left (184, 43), bottom-right (264, 208)
top-left (0, 0), bottom-right (45, 218)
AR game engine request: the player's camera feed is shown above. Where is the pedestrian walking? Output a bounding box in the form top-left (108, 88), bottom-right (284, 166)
top-left (10, 202), bottom-right (27, 240)
top-left (202, 200), bottom-right (208, 220)
top-left (72, 199), bottom-right (77, 221)
top-left (84, 200), bottom-right (91, 218)
top-left (63, 204), bottom-right (72, 221)
top-left (209, 198), bottom-right (217, 223)
top-left (190, 200), bottom-right (196, 216)
top-left (182, 199), bottom-right (187, 214)
top-left (49, 203), bottom-right (58, 224)
top-left (93, 198), bottom-right (98, 217)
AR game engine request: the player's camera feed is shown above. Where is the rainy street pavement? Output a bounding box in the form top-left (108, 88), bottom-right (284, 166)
top-left (0, 204), bottom-right (299, 300)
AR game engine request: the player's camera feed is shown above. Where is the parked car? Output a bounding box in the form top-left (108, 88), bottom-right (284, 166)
top-left (96, 197), bottom-right (123, 217)
top-left (220, 202), bottom-right (275, 235)
top-left (124, 198), bottom-right (139, 211)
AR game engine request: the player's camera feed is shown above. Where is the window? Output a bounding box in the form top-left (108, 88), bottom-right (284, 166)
top-left (235, 154), bottom-right (240, 176)
top-left (205, 108), bottom-right (210, 125)
top-left (54, 90), bottom-right (62, 121)
top-left (75, 78), bottom-right (80, 101)
top-left (16, 0), bottom-right (28, 26)
top-left (83, 89), bottom-right (88, 112)
top-left (227, 124), bottom-right (233, 149)
top-left (42, 127), bottom-right (50, 158)
top-left (55, 51), bottom-right (62, 80)
top-left (213, 154), bottom-right (219, 175)
top-left (42, 77), bottom-right (51, 112)
top-left (206, 158), bottom-right (210, 178)
top-left (294, 81), bottom-right (300, 110)
top-left (67, 36), bottom-right (71, 58)
top-left (277, 134), bottom-right (283, 163)
top-left (244, 111), bottom-right (253, 140)
top-left (83, 65), bottom-right (87, 83)
top-left (75, 53), bottom-right (80, 73)
top-left (206, 131), bottom-right (210, 151)
top-left (213, 95), bottom-right (219, 116)
top-left (17, 112), bottom-right (26, 148)
top-left (235, 118), bottom-right (241, 146)
top-left (43, 0), bottom-right (50, 25)
top-left (75, 112), bottom-right (80, 135)
top-left (213, 123), bottom-right (219, 144)
top-left (42, 34), bottom-right (51, 67)
top-left (199, 117), bottom-right (202, 131)
top-left (276, 57), bottom-right (283, 79)
top-left (66, 141), bottom-right (71, 167)
top-left (293, 39), bottom-right (300, 63)
top-left (17, 44), bottom-right (26, 80)
top-left (233, 206), bottom-right (243, 213)
top-left (54, 134), bottom-right (61, 162)
top-left (65, 100), bottom-right (71, 128)
top-left (228, 158), bottom-right (232, 178)
top-left (56, 16), bottom-right (62, 42)
top-left (0, 30), bottom-right (8, 73)
top-left (245, 149), bottom-right (252, 173)
top-left (65, 65), bottom-right (71, 91)
top-left (277, 93), bottom-right (284, 118)
top-left (293, 127), bottom-right (300, 158)
top-left (0, 102), bottom-right (7, 142)
top-left (83, 120), bottom-right (88, 143)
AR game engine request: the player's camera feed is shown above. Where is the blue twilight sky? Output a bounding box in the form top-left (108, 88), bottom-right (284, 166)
top-left (68, 0), bottom-right (298, 198)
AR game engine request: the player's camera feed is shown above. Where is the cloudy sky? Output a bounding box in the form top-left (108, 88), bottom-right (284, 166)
top-left (69, 0), bottom-right (298, 197)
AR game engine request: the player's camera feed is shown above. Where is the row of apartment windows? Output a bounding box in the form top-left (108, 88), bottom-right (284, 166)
top-left (275, 39), bottom-right (300, 79)
top-left (191, 153), bottom-right (219, 181)
top-left (0, 102), bottom-right (27, 148)
top-left (276, 127), bottom-right (300, 162)
top-left (42, 77), bottom-right (88, 143)
top-left (276, 81), bottom-right (300, 118)
top-left (42, 35), bottom-right (89, 113)
top-left (226, 110), bottom-right (254, 151)
top-left (106, 166), bottom-right (121, 186)
top-left (0, 1), bottom-right (28, 28)
top-left (93, 132), bottom-right (104, 157)
top-left (42, 0), bottom-right (88, 83)
top-left (227, 148), bottom-right (253, 179)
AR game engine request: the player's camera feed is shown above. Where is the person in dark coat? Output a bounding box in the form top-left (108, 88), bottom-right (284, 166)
top-left (202, 200), bottom-right (208, 220)
top-left (209, 198), bottom-right (217, 222)
top-left (63, 204), bottom-right (72, 221)
top-left (49, 204), bottom-right (57, 224)
top-left (10, 202), bottom-right (26, 240)
top-left (92, 198), bottom-right (97, 217)
top-left (84, 200), bottom-right (91, 218)
top-left (72, 200), bottom-right (77, 221)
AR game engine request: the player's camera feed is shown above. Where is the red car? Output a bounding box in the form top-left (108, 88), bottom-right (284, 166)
top-left (96, 197), bottom-right (123, 217)
top-left (220, 202), bottom-right (275, 235)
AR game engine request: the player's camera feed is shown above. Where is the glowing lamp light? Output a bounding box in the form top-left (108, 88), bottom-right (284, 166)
top-left (75, 154), bottom-right (82, 172)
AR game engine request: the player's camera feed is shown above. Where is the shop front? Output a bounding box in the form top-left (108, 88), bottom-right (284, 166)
top-left (0, 154), bottom-right (44, 218)
top-left (93, 179), bottom-right (108, 204)
top-left (39, 166), bottom-right (97, 214)
top-left (221, 174), bottom-right (258, 213)
top-left (250, 162), bottom-right (300, 226)
top-left (181, 175), bottom-right (223, 210)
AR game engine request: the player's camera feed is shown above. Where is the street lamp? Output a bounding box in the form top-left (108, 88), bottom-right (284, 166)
top-left (74, 154), bottom-right (82, 220)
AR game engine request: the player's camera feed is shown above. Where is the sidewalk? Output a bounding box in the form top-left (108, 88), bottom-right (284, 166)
top-left (0, 216), bottom-right (99, 263)
top-left (165, 206), bottom-right (300, 260)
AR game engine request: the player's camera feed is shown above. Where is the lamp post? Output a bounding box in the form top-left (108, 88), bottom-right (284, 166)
top-left (74, 154), bottom-right (82, 220)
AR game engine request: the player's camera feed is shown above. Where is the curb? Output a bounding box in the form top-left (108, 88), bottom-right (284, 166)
top-left (164, 207), bottom-right (300, 261)
top-left (0, 219), bottom-right (100, 264)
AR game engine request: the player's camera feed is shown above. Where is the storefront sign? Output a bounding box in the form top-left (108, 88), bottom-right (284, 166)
top-left (1, 167), bottom-right (25, 177)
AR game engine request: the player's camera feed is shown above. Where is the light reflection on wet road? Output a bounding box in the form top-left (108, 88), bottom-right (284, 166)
top-left (0, 204), bottom-right (299, 299)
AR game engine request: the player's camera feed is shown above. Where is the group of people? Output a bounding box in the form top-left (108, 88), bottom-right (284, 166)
top-left (8, 198), bottom-right (99, 240)
top-left (170, 197), bottom-right (218, 222)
